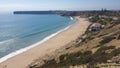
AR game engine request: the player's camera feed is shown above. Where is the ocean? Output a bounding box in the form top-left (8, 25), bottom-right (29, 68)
top-left (0, 13), bottom-right (75, 63)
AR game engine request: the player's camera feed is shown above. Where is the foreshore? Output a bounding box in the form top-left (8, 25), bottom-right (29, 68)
top-left (0, 16), bottom-right (90, 68)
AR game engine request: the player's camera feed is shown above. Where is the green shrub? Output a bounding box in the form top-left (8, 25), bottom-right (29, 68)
top-left (93, 46), bottom-right (115, 63)
top-left (111, 48), bottom-right (120, 56)
top-left (40, 59), bottom-right (57, 68)
top-left (59, 54), bottom-right (66, 62)
top-left (78, 51), bottom-right (93, 64)
top-left (117, 35), bottom-right (120, 40)
top-left (98, 19), bottom-right (107, 25)
top-left (90, 16), bottom-right (99, 22)
top-left (94, 45), bottom-right (102, 48)
top-left (99, 36), bottom-right (116, 45)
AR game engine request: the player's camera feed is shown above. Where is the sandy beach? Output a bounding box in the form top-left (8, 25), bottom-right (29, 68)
top-left (0, 17), bottom-right (90, 68)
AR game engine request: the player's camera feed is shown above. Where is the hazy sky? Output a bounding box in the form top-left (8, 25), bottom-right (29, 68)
top-left (0, 0), bottom-right (120, 11)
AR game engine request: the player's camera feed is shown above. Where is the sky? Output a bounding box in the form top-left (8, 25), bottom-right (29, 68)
top-left (0, 0), bottom-right (120, 12)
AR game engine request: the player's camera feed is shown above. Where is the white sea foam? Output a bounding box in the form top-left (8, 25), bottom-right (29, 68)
top-left (70, 16), bottom-right (74, 20)
top-left (0, 24), bottom-right (73, 63)
top-left (0, 39), bottom-right (15, 45)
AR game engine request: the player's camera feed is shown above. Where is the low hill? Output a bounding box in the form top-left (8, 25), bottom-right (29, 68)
top-left (29, 11), bottom-right (120, 68)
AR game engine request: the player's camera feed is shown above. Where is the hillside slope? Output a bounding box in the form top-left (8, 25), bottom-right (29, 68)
top-left (29, 11), bottom-right (120, 68)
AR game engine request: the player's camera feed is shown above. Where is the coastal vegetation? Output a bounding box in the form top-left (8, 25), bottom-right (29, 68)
top-left (29, 10), bottom-right (120, 68)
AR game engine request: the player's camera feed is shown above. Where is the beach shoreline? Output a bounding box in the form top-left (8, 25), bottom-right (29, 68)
top-left (0, 16), bottom-right (90, 68)
top-left (0, 16), bottom-right (75, 63)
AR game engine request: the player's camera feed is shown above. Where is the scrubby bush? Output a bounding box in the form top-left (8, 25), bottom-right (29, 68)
top-left (80, 51), bottom-right (93, 64)
top-left (90, 16), bottom-right (99, 22)
top-left (59, 54), bottom-right (67, 62)
top-left (41, 59), bottom-right (57, 68)
top-left (31, 46), bottom-right (119, 68)
top-left (92, 46), bottom-right (115, 63)
top-left (111, 48), bottom-right (120, 56)
top-left (117, 35), bottom-right (120, 40)
top-left (98, 19), bottom-right (107, 25)
top-left (99, 36), bottom-right (116, 45)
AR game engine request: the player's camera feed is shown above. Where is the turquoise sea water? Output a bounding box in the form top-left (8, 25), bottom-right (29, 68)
top-left (0, 13), bottom-right (74, 60)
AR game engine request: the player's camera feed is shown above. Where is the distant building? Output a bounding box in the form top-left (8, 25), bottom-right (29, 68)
top-left (90, 23), bottom-right (102, 31)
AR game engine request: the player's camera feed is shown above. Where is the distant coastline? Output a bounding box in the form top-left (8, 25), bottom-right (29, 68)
top-left (14, 11), bottom-right (55, 14)
top-left (13, 10), bottom-right (120, 17)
